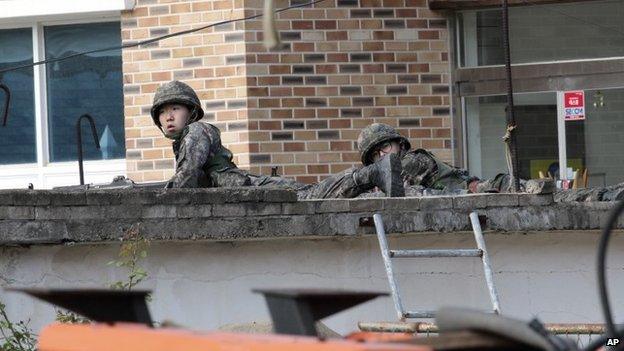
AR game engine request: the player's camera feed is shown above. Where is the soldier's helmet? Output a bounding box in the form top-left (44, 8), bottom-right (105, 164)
top-left (357, 123), bottom-right (411, 165)
top-left (150, 80), bottom-right (204, 129)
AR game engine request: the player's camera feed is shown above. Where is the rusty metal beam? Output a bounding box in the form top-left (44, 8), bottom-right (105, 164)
top-left (429, 0), bottom-right (604, 10)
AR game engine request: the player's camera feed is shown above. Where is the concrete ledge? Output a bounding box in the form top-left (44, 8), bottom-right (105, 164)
top-left (0, 188), bottom-right (621, 246)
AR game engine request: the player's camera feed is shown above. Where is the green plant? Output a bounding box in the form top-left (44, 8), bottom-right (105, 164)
top-left (108, 225), bottom-right (150, 291)
top-left (0, 301), bottom-right (36, 351)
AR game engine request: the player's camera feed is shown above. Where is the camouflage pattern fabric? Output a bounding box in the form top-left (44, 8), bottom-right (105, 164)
top-left (401, 149), bottom-right (479, 191)
top-left (166, 120), bottom-right (375, 199)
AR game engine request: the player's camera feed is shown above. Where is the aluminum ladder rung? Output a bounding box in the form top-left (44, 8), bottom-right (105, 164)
top-left (403, 311), bottom-right (436, 319)
top-left (373, 212), bottom-right (502, 321)
top-left (390, 249), bottom-right (482, 258)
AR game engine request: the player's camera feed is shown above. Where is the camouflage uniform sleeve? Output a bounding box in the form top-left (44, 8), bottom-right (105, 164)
top-left (167, 123), bottom-right (220, 188)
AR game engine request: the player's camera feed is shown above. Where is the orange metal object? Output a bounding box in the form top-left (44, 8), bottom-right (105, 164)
top-left (39, 323), bottom-right (433, 351)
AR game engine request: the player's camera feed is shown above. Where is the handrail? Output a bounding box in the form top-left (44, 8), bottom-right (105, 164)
top-left (76, 114), bottom-right (101, 185)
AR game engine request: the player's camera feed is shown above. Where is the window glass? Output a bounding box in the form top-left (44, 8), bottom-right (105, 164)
top-left (45, 22), bottom-right (125, 162)
top-left (465, 93), bottom-right (559, 180)
top-left (0, 28), bottom-right (36, 165)
top-left (459, 0), bottom-right (624, 67)
top-left (577, 88), bottom-right (624, 187)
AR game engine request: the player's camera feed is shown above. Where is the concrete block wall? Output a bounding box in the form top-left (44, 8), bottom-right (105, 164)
top-left (120, 0), bottom-right (453, 184)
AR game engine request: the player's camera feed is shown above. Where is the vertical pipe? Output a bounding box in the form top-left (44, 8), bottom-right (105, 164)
top-left (501, 0), bottom-right (520, 192)
top-left (0, 83), bottom-right (10, 127)
top-left (76, 114), bottom-right (101, 185)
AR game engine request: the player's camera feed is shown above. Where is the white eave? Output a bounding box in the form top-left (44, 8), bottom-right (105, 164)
top-left (0, 0), bottom-right (136, 21)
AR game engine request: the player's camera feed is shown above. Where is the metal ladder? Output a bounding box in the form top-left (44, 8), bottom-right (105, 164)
top-left (373, 211), bottom-right (501, 320)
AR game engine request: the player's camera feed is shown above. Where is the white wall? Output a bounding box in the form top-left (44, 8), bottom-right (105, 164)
top-left (1, 232), bottom-right (622, 336)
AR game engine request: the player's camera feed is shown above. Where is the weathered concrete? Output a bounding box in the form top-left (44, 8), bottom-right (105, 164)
top-left (0, 188), bottom-right (622, 245)
top-left (1, 187), bottom-right (622, 337)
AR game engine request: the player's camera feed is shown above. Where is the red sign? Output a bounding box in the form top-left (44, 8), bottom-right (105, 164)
top-left (563, 91), bottom-right (585, 121)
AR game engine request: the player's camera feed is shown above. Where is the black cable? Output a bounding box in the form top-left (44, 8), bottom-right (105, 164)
top-left (0, 0), bottom-right (328, 75)
top-left (581, 200), bottom-right (624, 351)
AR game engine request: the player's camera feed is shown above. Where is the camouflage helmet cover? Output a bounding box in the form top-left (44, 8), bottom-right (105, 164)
top-left (150, 80), bottom-right (204, 128)
top-left (357, 123), bottom-right (411, 165)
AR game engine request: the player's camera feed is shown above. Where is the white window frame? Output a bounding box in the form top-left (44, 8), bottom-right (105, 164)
top-left (0, 16), bottom-right (126, 190)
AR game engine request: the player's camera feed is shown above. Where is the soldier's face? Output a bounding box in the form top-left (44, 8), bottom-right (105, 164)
top-left (372, 141), bottom-right (402, 162)
top-left (158, 104), bottom-right (191, 137)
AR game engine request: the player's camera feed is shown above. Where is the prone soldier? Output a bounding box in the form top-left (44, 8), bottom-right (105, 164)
top-left (151, 80), bottom-right (404, 199)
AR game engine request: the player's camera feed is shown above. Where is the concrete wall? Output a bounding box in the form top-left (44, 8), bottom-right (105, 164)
top-left (1, 230), bottom-right (623, 335)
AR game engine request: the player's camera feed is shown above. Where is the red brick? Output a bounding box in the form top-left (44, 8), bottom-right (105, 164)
top-left (284, 142), bottom-right (306, 152)
top-left (315, 20), bottom-right (337, 29)
top-left (326, 31), bottom-right (348, 41)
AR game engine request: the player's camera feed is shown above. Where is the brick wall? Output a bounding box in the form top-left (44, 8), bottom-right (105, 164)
top-left (121, 0), bottom-right (452, 183)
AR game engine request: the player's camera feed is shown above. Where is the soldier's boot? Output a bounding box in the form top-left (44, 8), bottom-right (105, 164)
top-left (352, 153), bottom-right (404, 197)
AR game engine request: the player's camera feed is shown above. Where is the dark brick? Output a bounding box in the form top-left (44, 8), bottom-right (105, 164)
top-left (280, 32), bottom-right (301, 41)
top-left (205, 101), bottom-right (226, 110)
top-left (183, 58), bottom-right (203, 68)
top-left (226, 55), bottom-right (245, 64)
top-left (432, 85), bottom-right (449, 94)
top-left (150, 27), bottom-right (169, 36)
top-left (215, 23), bottom-right (234, 31)
top-left (151, 50), bottom-right (170, 59)
top-left (353, 97), bottom-right (374, 106)
top-left (272, 132), bottom-right (293, 140)
top-left (421, 74), bottom-right (442, 83)
top-left (386, 64), bottom-right (407, 73)
top-left (340, 64), bottom-right (360, 73)
top-left (318, 130), bottom-right (339, 139)
top-left (305, 76), bottom-right (327, 85)
top-left (173, 70), bottom-right (193, 80)
top-left (306, 98), bottom-right (327, 107)
top-left (350, 53), bottom-right (372, 62)
top-left (282, 76), bottom-right (304, 85)
top-left (250, 154), bottom-right (271, 163)
top-left (283, 121), bottom-right (304, 129)
top-left (387, 86), bottom-right (408, 94)
top-left (398, 75), bottom-right (419, 83)
top-left (433, 108), bottom-right (450, 116)
top-left (350, 9), bottom-right (371, 18)
top-left (384, 20), bottom-right (405, 28)
top-left (227, 100), bottom-right (247, 109)
top-left (374, 9), bottom-right (394, 17)
top-left (228, 122), bottom-right (247, 131)
top-left (307, 120), bottom-right (328, 129)
top-left (429, 19), bottom-right (447, 28)
top-left (341, 109), bottom-right (361, 117)
top-left (340, 86), bottom-right (362, 95)
top-left (337, 0), bottom-right (358, 5)
top-left (293, 65), bottom-right (314, 74)
top-left (399, 118), bottom-right (420, 127)
top-left (225, 33), bottom-right (245, 42)
top-left (304, 54), bottom-right (325, 62)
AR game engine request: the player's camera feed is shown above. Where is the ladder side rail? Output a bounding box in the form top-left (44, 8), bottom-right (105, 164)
top-left (373, 213), bottom-right (406, 321)
top-left (469, 211), bottom-right (502, 315)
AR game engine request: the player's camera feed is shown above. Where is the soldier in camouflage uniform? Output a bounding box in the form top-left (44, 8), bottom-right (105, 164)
top-left (357, 123), bottom-right (624, 201)
top-left (151, 80), bottom-right (404, 198)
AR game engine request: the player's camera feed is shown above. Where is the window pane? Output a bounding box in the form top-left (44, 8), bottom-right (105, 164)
top-left (0, 28), bottom-right (36, 165)
top-left (45, 22), bottom-right (125, 162)
top-left (466, 93), bottom-right (558, 180)
top-left (572, 88), bottom-right (624, 187)
top-left (459, 0), bottom-right (624, 67)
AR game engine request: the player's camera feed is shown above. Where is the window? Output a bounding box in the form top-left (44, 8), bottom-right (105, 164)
top-left (0, 28), bottom-right (36, 165)
top-left (0, 20), bottom-right (125, 188)
top-left (45, 22), bottom-right (124, 162)
top-left (458, 0), bottom-right (624, 67)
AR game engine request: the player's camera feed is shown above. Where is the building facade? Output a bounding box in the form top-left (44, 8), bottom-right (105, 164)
top-left (0, 0), bottom-right (622, 189)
